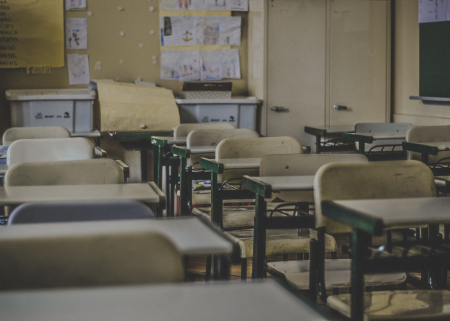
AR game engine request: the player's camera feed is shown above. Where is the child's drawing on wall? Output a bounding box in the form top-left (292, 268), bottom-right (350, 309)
top-left (203, 23), bottom-right (219, 45)
top-left (214, 0), bottom-right (226, 7)
top-left (178, 0), bottom-right (189, 9)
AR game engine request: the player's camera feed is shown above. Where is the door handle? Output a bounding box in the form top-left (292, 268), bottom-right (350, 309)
top-left (271, 106), bottom-right (288, 112)
top-left (333, 104), bottom-right (347, 111)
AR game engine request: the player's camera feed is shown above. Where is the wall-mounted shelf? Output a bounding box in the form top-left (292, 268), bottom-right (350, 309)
top-left (409, 96), bottom-right (450, 106)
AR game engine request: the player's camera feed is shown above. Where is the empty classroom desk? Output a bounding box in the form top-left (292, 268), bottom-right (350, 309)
top-left (152, 135), bottom-right (187, 215)
top-left (304, 125), bottom-right (355, 153)
top-left (321, 197), bottom-right (450, 320)
top-left (151, 135), bottom-right (187, 187)
top-left (0, 182), bottom-right (165, 216)
top-left (109, 131), bottom-right (173, 182)
top-left (0, 216), bottom-right (240, 280)
top-left (0, 281), bottom-right (328, 321)
top-left (200, 157), bottom-right (260, 226)
top-left (172, 128), bottom-right (258, 216)
top-left (343, 123), bottom-right (412, 160)
top-left (403, 141), bottom-right (450, 170)
top-left (172, 145), bottom-right (214, 215)
top-left (242, 175), bottom-right (316, 279)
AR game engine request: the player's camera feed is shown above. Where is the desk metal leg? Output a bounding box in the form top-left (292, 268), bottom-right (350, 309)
top-left (315, 135), bottom-right (322, 153)
top-left (153, 145), bottom-right (164, 188)
top-left (140, 149), bottom-right (148, 183)
top-left (179, 157), bottom-right (189, 216)
top-left (170, 160), bottom-right (177, 217)
top-left (213, 255), bottom-right (231, 280)
top-left (210, 172), bottom-right (223, 229)
top-left (351, 229), bottom-right (371, 321)
top-left (253, 194), bottom-right (267, 279)
top-left (165, 164), bottom-right (171, 216)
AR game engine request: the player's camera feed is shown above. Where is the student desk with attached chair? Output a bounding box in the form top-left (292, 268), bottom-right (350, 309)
top-left (322, 197), bottom-right (450, 321)
top-left (343, 123), bottom-right (412, 161)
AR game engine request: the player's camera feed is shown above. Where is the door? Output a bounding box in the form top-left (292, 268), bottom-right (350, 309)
top-left (266, 0), bottom-right (389, 149)
top-left (266, 0), bottom-right (326, 148)
top-left (328, 0), bottom-right (389, 126)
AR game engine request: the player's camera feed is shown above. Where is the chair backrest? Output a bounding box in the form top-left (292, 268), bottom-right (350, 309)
top-left (5, 158), bottom-right (124, 187)
top-left (354, 123), bottom-right (412, 151)
top-left (7, 137), bottom-right (94, 165)
top-left (406, 125), bottom-right (450, 161)
top-left (314, 160), bottom-right (436, 234)
top-left (355, 122), bottom-right (412, 136)
top-left (215, 136), bottom-right (302, 181)
top-left (187, 128), bottom-right (259, 149)
top-left (260, 153), bottom-right (368, 176)
top-left (173, 122), bottom-right (235, 137)
top-left (216, 136), bottom-right (302, 160)
top-left (0, 221), bottom-right (184, 289)
top-left (187, 128), bottom-right (259, 167)
top-left (2, 126), bottom-right (71, 145)
top-left (259, 153), bottom-right (368, 203)
top-left (7, 200), bottom-right (153, 225)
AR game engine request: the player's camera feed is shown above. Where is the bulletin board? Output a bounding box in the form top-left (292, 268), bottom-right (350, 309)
top-left (419, 21), bottom-right (450, 98)
top-left (0, 0), bottom-right (64, 70)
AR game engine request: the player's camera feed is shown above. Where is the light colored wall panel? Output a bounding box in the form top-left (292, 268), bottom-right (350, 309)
top-left (247, 0), bottom-right (266, 134)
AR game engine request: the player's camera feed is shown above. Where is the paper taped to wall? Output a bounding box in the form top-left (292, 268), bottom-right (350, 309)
top-left (97, 82), bottom-right (180, 132)
top-left (161, 49), bottom-right (240, 80)
top-left (160, 16), bottom-right (241, 46)
top-left (68, 54), bottom-right (90, 85)
top-left (66, 0), bottom-right (87, 10)
top-left (159, 0), bottom-right (248, 11)
top-left (66, 18), bottom-right (88, 49)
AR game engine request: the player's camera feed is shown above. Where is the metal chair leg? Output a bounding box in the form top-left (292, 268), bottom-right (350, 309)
top-left (241, 258), bottom-right (247, 280)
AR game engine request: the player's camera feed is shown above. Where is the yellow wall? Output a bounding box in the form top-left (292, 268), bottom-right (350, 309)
top-left (0, 1), bottom-right (249, 136)
top-left (393, 0), bottom-right (450, 125)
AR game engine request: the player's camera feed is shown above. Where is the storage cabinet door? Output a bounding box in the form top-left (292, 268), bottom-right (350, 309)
top-left (266, 0), bottom-right (389, 148)
top-left (266, 0), bottom-right (326, 148)
top-left (328, 0), bottom-right (389, 126)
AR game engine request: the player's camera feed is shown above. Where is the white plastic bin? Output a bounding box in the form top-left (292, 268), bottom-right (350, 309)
top-left (176, 98), bottom-right (259, 130)
top-left (6, 89), bottom-right (96, 133)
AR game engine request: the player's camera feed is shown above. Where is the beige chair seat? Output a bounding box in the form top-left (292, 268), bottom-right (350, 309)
top-left (268, 259), bottom-right (406, 290)
top-left (227, 229), bottom-right (337, 258)
top-left (193, 206), bottom-right (255, 229)
top-left (327, 290), bottom-right (450, 320)
top-left (193, 203), bottom-right (287, 229)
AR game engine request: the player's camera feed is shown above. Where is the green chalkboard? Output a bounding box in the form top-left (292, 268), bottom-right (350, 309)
top-left (420, 21), bottom-right (450, 98)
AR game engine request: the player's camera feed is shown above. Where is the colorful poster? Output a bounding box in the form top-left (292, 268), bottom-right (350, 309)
top-left (161, 49), bottom-right (240, 80)
top-left (160, 0), bottom-right (248, 11)
top-left (66, 18), bottom-right (87, 49)
top-left (160, 16), bottom-right (241, 46)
